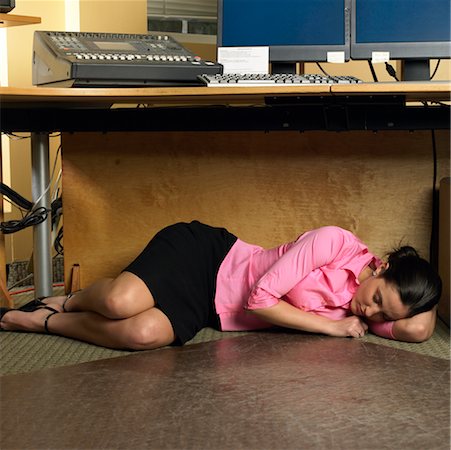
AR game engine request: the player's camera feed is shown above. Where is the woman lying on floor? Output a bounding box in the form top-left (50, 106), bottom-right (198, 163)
top-left (0, 221), bottom-right (442, 350)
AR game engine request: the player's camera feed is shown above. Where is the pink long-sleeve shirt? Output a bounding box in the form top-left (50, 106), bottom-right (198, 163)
top-left (214, 226), bottom-right (395, 339)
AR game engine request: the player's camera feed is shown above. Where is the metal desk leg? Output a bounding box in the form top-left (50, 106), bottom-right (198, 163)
top-left (31, 132), bottom-right (53, 297)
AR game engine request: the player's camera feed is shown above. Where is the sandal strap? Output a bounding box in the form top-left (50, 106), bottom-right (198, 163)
top-left (62, 293), bottom-right (75, 312)
top-left (42, 306), bottom-right (58, 334)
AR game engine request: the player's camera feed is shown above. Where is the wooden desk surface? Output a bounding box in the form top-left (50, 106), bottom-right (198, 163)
top-left (0, 13), bottom-right (41, 28)
top-left (1, 81), bottom-right (450, 108)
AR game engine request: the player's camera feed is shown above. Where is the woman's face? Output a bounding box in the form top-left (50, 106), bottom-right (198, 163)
top-left (350, 271), bottom-right (410, 323)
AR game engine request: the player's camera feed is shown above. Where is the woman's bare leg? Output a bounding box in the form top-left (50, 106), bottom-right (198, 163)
top-left (45, 272), bottom-right (156, 319)
top-left (1, 306), bottom-right (175, 350)
top-left (1, 271), bottom-right (175, 350)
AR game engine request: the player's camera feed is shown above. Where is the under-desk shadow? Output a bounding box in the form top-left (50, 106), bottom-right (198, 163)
top-left (1, 333), bottom-right (449, 450)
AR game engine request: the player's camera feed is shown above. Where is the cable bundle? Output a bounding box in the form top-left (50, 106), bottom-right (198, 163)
top-left (0, 183), bottom-right (49, 234)
top-left (1, 206), bottom-right (49, 234)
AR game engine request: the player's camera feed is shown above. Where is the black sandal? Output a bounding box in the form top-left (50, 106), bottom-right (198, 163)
top-left (20, 291), bottom-right (78, 314)
top-left (0, 305), bottom-right (58, 333)
top-left (18, 297), bottom-right (47, 312)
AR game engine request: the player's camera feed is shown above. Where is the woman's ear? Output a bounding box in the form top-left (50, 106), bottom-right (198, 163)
top-left (375, 262), bottom-right (389, 276)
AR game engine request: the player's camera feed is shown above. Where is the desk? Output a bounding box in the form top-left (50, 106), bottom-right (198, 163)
top-left (1, 81), bottom-right (449, 106)
top-left (1, 82), bottom-right (450, 296)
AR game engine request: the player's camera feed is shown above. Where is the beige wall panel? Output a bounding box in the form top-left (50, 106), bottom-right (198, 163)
top-left (79, 0), bottom-right (147, 33)
top-left (7, 1), bottom-right (66, 87)
top-left (432, 60), bottom-right (451, 81)
top-left (62, 130), bottom-right (450, 288)
top-left (4, 139), bottom-right (32, 263)
top-left (182, 42), bottom-right (217, 62)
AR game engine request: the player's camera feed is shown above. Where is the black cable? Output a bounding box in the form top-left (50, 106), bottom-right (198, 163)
top-left (0, 183), bottom-right (33, 210)
top-left (315, 62), bottom-right (330, 76)
top-left (54, 226), bottom-right (64, 256)
top-left (51, 197), bottom-right (63, 228)
top-left (0, 206), bottom-right (49, 234)
top-left (367, 61), bottom-right (378, 82)
top-left (430, 60), bottom-right (441, 80)
top-left (384, 62), bottom-right (399, 81)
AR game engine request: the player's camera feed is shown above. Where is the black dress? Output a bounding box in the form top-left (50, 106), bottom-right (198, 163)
top-left (123, 221), bottom-right (237, 345)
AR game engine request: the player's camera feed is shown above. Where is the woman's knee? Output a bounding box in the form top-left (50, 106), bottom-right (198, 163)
top-left (102, 273), bottom-right (155, 319)
top-left (125, 320), bottom-right (174, 350)
top-left (103, 289), bottom-right (134, 319)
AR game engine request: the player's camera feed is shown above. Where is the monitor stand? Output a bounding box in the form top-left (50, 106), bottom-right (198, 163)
top-left (271, 62), bottom-right (298, 74)
top-left (401, 59), bottom-right (430, 81)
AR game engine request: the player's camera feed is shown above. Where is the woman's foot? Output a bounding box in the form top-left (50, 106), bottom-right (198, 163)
top-left (0, 307), bottom-right (58, 333)
top-left (20, 293), bottom-right (77, 313)
top-left (41, 295), bottom-right (68, 312)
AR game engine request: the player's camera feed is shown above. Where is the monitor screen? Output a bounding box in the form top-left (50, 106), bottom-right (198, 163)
top-left (351, 0), bottom-right (451, 79)
top-left (0, 0), bottom-right (15, 13)
top-left (217, 0), bottom-right (351, 72)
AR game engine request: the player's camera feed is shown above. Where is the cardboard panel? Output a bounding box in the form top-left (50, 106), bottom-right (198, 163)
top-left (62, 130), bottom-right (450, 289)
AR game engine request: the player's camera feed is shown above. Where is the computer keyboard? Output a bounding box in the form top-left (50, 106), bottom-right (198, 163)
top-left (198, 73), bottom-right (362, 86)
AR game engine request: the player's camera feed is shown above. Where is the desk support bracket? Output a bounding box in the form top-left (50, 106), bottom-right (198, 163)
top-left (31, 132), bottom-right (53, 297)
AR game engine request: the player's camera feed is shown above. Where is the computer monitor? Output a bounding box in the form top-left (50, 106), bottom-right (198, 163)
top-left (351, 0), bottom-right (451, 81)
top-left (217, 0), bottom-right (351, 74)
top-left (0, 0), bottom-right (15, 13)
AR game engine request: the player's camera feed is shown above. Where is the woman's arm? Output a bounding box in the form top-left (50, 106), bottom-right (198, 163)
top-left (391, 307), bottom-right (437, 343)
top-left (246, 227), bottom-right (365, 311)
top-left (248, 299), bottom-right (368, 338)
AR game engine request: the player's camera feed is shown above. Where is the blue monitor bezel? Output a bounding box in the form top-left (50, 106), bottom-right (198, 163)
top-left (350, 0), bottom-right (451, 61)
top-left (217, 0), bottom-right (351, 64)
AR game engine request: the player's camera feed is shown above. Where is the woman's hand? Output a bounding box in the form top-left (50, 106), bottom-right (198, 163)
top-left (247, 300), bottom-right (368, 338)
top-left (327, 316), bottom-right (369, 338)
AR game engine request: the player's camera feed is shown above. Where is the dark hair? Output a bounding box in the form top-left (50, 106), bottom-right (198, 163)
top-left (381, 246), bottom-right (442, 316)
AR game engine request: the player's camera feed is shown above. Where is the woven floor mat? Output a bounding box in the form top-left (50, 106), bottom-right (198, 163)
top-left (1, 287), bottom-right (449, 376)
